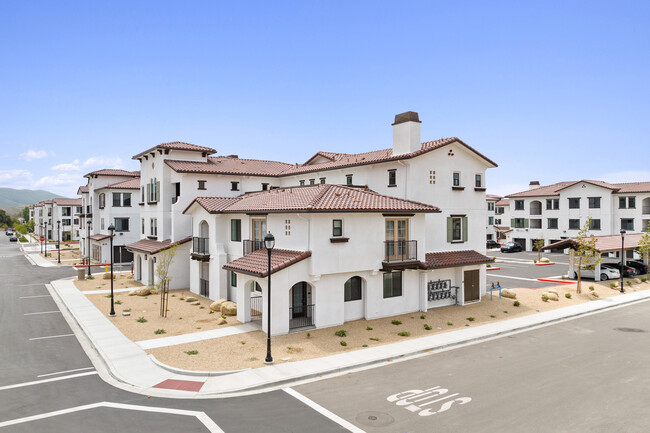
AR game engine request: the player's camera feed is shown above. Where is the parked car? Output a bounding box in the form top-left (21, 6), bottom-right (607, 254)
top-left (500, 242), bottom-right (523, 253)
top-left (486, 240), bottom-right (500, 249)
top-left (5, 231), bottom-right (13, 236)
top-left (9, 236), bottom-right (17, 242)
top-left (580, 266), bottom-right (620, 281)
top-left (603, 263), bottom-right (638, 277)
top-left (625, 260), bottom-right (648, 275)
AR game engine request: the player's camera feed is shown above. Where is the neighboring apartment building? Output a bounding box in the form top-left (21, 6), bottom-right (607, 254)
top-left (32, 200), bottom-right (53, 239)
top-left (52, 198), bottom-right (82, 241)
top-left (506, 180), bottom-right (650, 251)
top-left (486, 194), bottom-right (500, 242)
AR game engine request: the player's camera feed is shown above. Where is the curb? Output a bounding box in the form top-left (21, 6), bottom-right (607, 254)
top-left (537, 278), bottom-right (573, 284)
top-left (535, 262), bottom-right (556, 266)
top-left (147, 354), bottom-right (250, 377)
top-left (486, 267), bottom-right (501, 271)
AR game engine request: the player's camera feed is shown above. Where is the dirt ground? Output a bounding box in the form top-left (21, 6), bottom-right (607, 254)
top-left (85, 289), bottom-right (241, 342)
top-left (43, 249), bottom-right (82, 265)
top-left (146, 279), bottom-right (650, 372)
top-left (74, 272), bottom-right (142, 291)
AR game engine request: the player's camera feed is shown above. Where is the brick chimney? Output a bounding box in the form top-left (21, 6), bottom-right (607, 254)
top-left (392, 111), bottom-right (421, 156)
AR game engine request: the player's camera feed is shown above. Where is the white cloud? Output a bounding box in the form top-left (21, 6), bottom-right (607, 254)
top-left (52, 160), bottom-right (81, 171)
top-left (34, 173), bottom-right (81, 189)
top-left (601, 171), bottom-right (650, 184)
top-left (83, 156), bottom-right (123, 168)
top-left (0, 169), bottom-right (33, 185)
top-left (19, 149), bottom-right (48, 161)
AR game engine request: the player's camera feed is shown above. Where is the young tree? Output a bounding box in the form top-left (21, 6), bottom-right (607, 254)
top-left (21, 206), bottom-right (29, 221)
top-left (570, 217), bottom-right (601, 294)
top-left (154, 244), bottom-right (177, 318)
top-left (533, 236), bottom-right (546, 262)
top-left (637, 225), bottom-right (650, 277)
top-left (26, 219), bottom-right (35, 231)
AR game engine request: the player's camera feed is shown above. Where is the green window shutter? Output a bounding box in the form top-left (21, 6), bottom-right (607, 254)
top-left (524, 218), bottom-right (529, 228)
top-left (146, 184), bottom-right (150, 203)
top-left (155, 181), bottom-right (160, 202)
top-left (446, 217), bottom-right (453, 243)
top-left (462, 217), bottom-right (468, 242)
top-left (511, 218), bottom-right (515, 227)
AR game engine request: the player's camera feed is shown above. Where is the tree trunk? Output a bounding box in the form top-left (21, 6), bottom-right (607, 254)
top-left (577, 256), bottom-right (582, 294)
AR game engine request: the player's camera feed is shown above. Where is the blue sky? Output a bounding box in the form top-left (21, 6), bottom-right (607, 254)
top-left (1, 0), bottom-right (649, 198)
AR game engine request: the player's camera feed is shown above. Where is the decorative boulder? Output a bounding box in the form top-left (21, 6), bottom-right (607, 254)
top-left (548, 289), bottom-right (559, 297)
top-left (543, 292), bottom-right (559, 301)
top-left (191, 301), bottom-right (200, 306)
top-left (185, 296), bottom-right (198, 303)
top-left (501, 289), bottom-right (517, 299)
top-left (129, 287), bottom-right (151, 296)
top-left (540, 257), bottom-right (550, 263)
top-left (210, 299), bottom-right (227, 312)
top-left (216, 317), bottom-right (227, 325)
top-left (221, 301), bottom-right (237, 316)
top-left (634, 278), bottom-right (642, 284)
top-left (102, 273), bottom-right (116, 280)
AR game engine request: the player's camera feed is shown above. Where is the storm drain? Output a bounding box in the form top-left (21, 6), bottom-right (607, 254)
top-left (355, 411), bottom-right (394, 427)
top-left (614, 327), bottom-right (646, 333)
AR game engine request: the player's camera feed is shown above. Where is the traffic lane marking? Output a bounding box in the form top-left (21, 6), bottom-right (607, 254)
top-left (29, 333), bottom-right (75, 341)
top-left (284, 388), bottom-right (367, 433)
top-left (19, 294), bottom-right (52, 298)
top-left (23, 310), bottom-right (62, 316)
top-left (0, 371), bottom-right (98, 391)
top-left (37, 367), bottom-right (95, 378)
top-left (486, 274), bottom-right (540, 282)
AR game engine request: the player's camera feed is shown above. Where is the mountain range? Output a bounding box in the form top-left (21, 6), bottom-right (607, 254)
top-left (0, 188), bottom-right (63, 207)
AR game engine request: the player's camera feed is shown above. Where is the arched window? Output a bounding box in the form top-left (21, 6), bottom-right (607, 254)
top-left (344, 276), bottom-right (362, 302)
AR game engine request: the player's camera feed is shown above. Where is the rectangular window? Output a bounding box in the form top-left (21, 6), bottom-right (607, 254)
top-left (62, 219), bottom-right (71, 226)
top-left (73, 218), bottom-right (79, 225)
top-left (620, 197), bottom-right (636, 209)
top-left (299, 180), bottom-right (305, 186)
top-left (621, 219), bottom-right (634, 231)
top-left (150, 218), bottom-right (157, 236)
top-left (548, 218), bottom-right (558, 229)
top-left (319, 177), bottom-right (326, 184)
top-left (569, 219), bottom-right (580, 230)
top-left (114, 218), bottom-right (129, 232)
top-left (513, 218), bottom-right (527, 228)
top-left (487, 202), bottom-right (495, 211)
top-left (495, 218), bottom-right (501, 225)
top-left (261, 183), bottom-right (269, 191)
top-left (141, 186), bottom-right (145, 203)
top-left (514, 200), bottom-right (524, 211)
top-left (101, 218), bottom-right (105, 230)
top-left (230, 271), bottom-right (237, 287)
top-left (568, 198), bottom-right (580, 209)
top-left (344, 277), bottom-right (362, 302)
top-left (230, 219), bottom-right (241, 242)
top-left (113, 193), bottom-right (121, 207)
top-left (475, 174), bottom-right (482, 188)
top-left (429, 170), bottom-right (436, 184)
top-left (546, 199), bottom-right (559, 210)
top-left (141, 218), bottom-right (145, 234)
top-left (452, 172), bottom-right (460, 187)
top-left (198, 180), bottom-right (206, 190)
top-left (447, 216), bottom-right (468, 243)
top-left (530, 219), bottom-right (542, 229)
top-left (99, 194), bottom-right (105, 209)
top-left (123, 193), bottom-right (131, 207)
top-left (346, 174), bottom-right (353, 185)
top-left (285, 219), bottom-right (291, 236)
top-left (588, 197), bottom-right (601, 209)
top-left (332, 219), bottom-right (342, 237)
top-left (629, 197), bottom-right (636, 209)
top-left (488, 216), bottom-right (494, 225)
top-left (231, 181), bottom-right (239, 191)
top-left (452, 217), bottom-right (462, 241)
top-left (388, 169), bottom-right (396, 187)
top-left (383, 272), bottom-right (402, 298)
top-left (590, 219), bottom-right (601, 230)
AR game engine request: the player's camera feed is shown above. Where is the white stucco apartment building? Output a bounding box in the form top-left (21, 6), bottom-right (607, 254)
top-left (31, 198), bottom-right (82, 242)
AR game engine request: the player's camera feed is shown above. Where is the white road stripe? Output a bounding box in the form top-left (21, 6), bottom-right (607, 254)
top-left (284, 387), bottom-right (367, 433)
top-left (37, 367), bottom-right (95, 378)
top-left (29, 333), bottom-right (75, 341)
top-left (486, 274), bottom-right (540, 282)
top-left (17, 284), bottom-right (46, 287)
top-left (0, 371), bottom-right (98, 391)
top-left (0, 401), bottom-right (224, 431)
top-left (20, 294), bottom-right (51, 298)
top-left (23, 310), bottom-right (61, 316)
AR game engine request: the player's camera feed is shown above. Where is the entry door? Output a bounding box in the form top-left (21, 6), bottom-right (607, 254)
top-left (464, 270), bottom-right (480, 302)
top-left (385, 219), bottom-right (409, 261)
top-left (149, 259), bottom-right (154, 286)
top-left (292, 282), bottom-right (307, 318)
top-left (252, 218), bottom-right (267, 247)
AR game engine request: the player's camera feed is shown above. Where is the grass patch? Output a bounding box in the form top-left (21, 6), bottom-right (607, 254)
top-left (369, 337), bottom-right (379, 341)
top-left (490, 314), bottom-right (496, 318)
top-left (340, 341), bottom-right (347, 346)
top-left (114, 300), bottom-right (122, 305)
top-left (397, 331), bottom-right (410, 337)
top-left (179, 297), bottom-right (185, 301)
top-left (248, 357), bottom-right (258, 362)
top-left (420, 314), bottom-right (426, 319)
top-left (171, 294), bottom-right (176, 297)
top-left (466, 317), bottom-right (475, 322)
top-left (136, 317), bottom-right (147, 323)
top-left (447, 321), bottom-right (453, 326)
top-left (104, 295), bottom-right (112, 298)
top-left (610, 282), bottom-right (617, 289)
top-left (565, 293), bottom-right (572, 299)
top-left (503, 310), bottom-right (508, 314)
top-left (542, 294), bottom-right (549, 302)
top-left (123, 308), bottom-right (131, 312)
top-left (626, 280), bottom-right (633, 286)
top-left (513, 301), bottom-right (520, 307)
top-left (366, 326), bottom-right (373, 331)
top-left (642, 277), bottom-right (648, 283)
top-left (241, 341), bottom-right (246, 345)
top-left (184, 350), bottom-right (198, 355)
top-left (154, 329), bottom-right (166, 335)
top-left (306, 332), bottom-right (311, 338)
top-left (423, 324), bottom-right (432, 330)
top-left (391, 320), bottom-right (402, 325)
top-left (334, 330), bottom-right (347, 337)
top-left (87, 275), bottom-right (95, 280)
top-left (589, 286), bottom-right (595, 291)
top-left (199, 306), bottom-right (205, 309)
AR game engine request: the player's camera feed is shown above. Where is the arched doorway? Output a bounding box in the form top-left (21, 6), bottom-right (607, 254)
top-left (344, 276), bottom-right (365, 321)
top-left (290, 281), bottom-right (313, 329)
top-left (249, 281), bottom-right (263, 320)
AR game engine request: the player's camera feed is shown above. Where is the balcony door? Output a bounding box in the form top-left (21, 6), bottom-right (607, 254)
top-left (385, 218), bottom-right (409, 261)
top-left (251, 218), bottom-right (267, 245)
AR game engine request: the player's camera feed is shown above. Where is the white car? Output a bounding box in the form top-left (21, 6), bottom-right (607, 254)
top-left (579, 266), bottom-right (620, 281)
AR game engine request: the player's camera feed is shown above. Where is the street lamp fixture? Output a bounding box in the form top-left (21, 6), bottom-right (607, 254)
top-left (264, 232), bottom-right (275, 365)
top-left (87, 220), bottom-right (92, 276)
top-left (620, 229), bottom-right (626, 293)
top-left (108, 223), bottom-right (116, 317)
top-left (57, 220), bottom-right (61, 264)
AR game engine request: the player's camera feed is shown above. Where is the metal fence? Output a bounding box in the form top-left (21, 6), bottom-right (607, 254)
top-left (193, 237), bottom-right (209, 255)
top-left (243, 239), bottom-right (265, 256)
top-left (289, 304), bottom-right (314, 329)
top-left (383, 240), bottom-right (417, 262)
top-left (250, 295), bottom-right (263, 319)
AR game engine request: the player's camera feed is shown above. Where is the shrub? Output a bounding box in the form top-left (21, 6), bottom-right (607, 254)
top-left (104, 294), bottom-right (112, 298)
top-left (306, 332), bottom-right (311, 338)
top-left (589, 286), bottom-right (595, 291)
top-left (490, 315), bottom-right (496, 318)
top-left (123, 308), bottom-right (131, 312)
top-left (171, 294), bottom-right (176, 297)
top-left (369, 337), bottom-right (379, 341)
top-left (209, 310), bottom-right (214, 314)
top-left (136, 317), bottom-right (147, 323)
top-left (184, 350), bottom-right (198, 355)
top-left (533, 260), bottom-right (537, 264)
top-left (610, 282), bottom-right (616, 289)
top-left (513, 301), bottom-right (520, 307)
top-left (397, 331), bottom-right (410, 337)
top-left (466, 317), bottom-right (475, 322)
top-left (154, 329), bottom-right (166, 334)
top-left (420, 314), bottom-right (426, 319)
top-left (391, 320), bottom-right (402, 325)
top-left (334, 330), bottom-right (347, 337)
top-left (199, 306), bottom-right (205, 309)
top-left (340, 341), bottom-right (347, 347)
top-left (115, 300), bottom-right (122, 305)
top-left (447, 321), bottom-right (453, 326)
top-left (87, 275), bottom-right (95, 280)
top-left (542, 294), bottom-right (549, 302)
top-left (503, 310), bottom-right (508, 314)
top-left (240, 341), bottom-right (246, 345)
top-left (565, 293), bottom-right (572, 299)
top-left (423, 324), bottom-right (432, 330)
top-left (626, 280), bottom-right (633, 286)
top-left (642, 277), bottom-right (648, 283)
top-left (561, 275), bottom-right (566, 280)
top-left (179, 297), bottom-right (185, 301)
top-left (366, 326), bottom-right (373, 331)
top-left (486, 264), bottom-right (491, 268)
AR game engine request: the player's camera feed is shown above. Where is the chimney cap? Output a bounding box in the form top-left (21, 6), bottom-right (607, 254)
top-left (392, 111), bottom-right (421, 126)
top-left (529, 181), bottom-right (540, 186)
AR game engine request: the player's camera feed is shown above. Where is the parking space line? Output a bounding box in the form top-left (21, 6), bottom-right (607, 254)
top-left (284, 388), bottom-right (367, 433)
top-left (23, 311), bottom-right (61, 316)
top-left (29, 333), bottom-right (75, 341)
top-left (37, 367), bottom-right (95, 378)
top-left (0, 371), bottom-right (98, 391)
top-left (20, 295), bottom-right (51, 299)
top-left (486, 274), bottom-right (540, 281)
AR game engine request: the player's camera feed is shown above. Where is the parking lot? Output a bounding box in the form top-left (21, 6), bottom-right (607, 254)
top-left (486, 250), bottom-right (569, 291)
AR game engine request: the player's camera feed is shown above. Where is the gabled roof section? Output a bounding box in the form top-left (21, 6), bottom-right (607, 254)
top-left (555, 180), bottom-right (620, 192)
top-left (99, 177), bottom-right (141, 190)
top-left (166, 156), bottom-right (293, 177)
top-left (495, 198), bottom-right (510, 206)
top-left (77, 185), bottom-right (89, 194)
top-left (125, 237), bottom-right (192, 255)
top-left (184, 184), bottom-right (440, 215)
top-left (90, 233), bottom-right (110, 241)
top-left (486, 194), bottom-right (501, 201)
top-left (303, 151), bottom-right (349, 166)
top-left (507, 181), bottom-right (576, 198)
top-left (508, 179), bottom-right (650, 198)
top-left (223, 249), bottom-right (312, 278)
top-left (422, 250), bottom-right (493, 269)
top-left (545, 233), bottom-right (645, 253)
top-left (132, 141), bottom-right (217, 160)
top-left (84, 169), bottom-right (139, 178)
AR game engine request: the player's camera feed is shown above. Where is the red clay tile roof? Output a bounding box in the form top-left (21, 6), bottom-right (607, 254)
top-left (555, 180), bottom-right (620, 192)
top-left (508, 180), bottom-right (650, 198)
top-left (545, 233), bottom-right (645, 253)
top-left (495, 199), bottom-right (510, 206)
top-left (89, 233), bottom-right (110, 241)
top-left (165, 157), bottom-right (292, 176)
top-left (185, 184), bottom-right (440, 214)
top-left (223, 249), bottom-right (311, 277)
top-left (100, 177), bottom-right (141, 190)
top-left (84, 169), bottom-right (139, 178)
top-left (125, 237), bottom-right (191, 254)
top-left (612, 182), bottom-right (650, 193)
top-left (53, 198), bottom-right (82, 206)
top-left (486, 194), bottom-right (501, 201)
top-left (132, 141), bottom-right (217, 159)
top-left (77, 185), bottom-right (89, 194)
top-left (422, 250), bottom-right (493, 269)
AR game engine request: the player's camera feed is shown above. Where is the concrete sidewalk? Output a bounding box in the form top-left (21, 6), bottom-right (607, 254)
top-left (49, 278), bottom-right (650, 399)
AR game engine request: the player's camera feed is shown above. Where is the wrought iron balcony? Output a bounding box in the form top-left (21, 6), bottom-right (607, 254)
top-left (243, 239), bottom-right (265, 256)
top-left (191, 237), bottom-right (209, 261)
top-left (383, 240), bottom-right (417, 263)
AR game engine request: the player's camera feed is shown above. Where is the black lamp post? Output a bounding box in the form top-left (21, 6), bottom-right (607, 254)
top-left (56, 220), bottom-right (61, 264)
top-left (44, 222), bottom-right (48, 258)
top-left (108, 223), bottom-right (116, 317)
top-left (40, 222), bottom-right (43, 254)
top-left (264, 232), bottom-right (275, 365)
top-left (87, 220), bottom-right (92, 276)
top-left (620, 229), bottom-right (626, 293)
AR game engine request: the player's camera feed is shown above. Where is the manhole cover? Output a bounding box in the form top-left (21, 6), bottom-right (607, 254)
top-left (355, 411), bottom-right (394, 427)
top-left (614, 327), bottom-right (646, 333)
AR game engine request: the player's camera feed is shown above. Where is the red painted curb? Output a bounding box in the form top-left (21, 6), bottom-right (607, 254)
top-left (486, 267), bottom-right (501, 271)
top-left (535, 262), bottom-right (556, 266)
top-left (537, 278), bottom-right (573, 284)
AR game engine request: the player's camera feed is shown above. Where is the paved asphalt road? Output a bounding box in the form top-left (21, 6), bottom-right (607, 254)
top-left (3, 235), bottom-right (650, 432)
